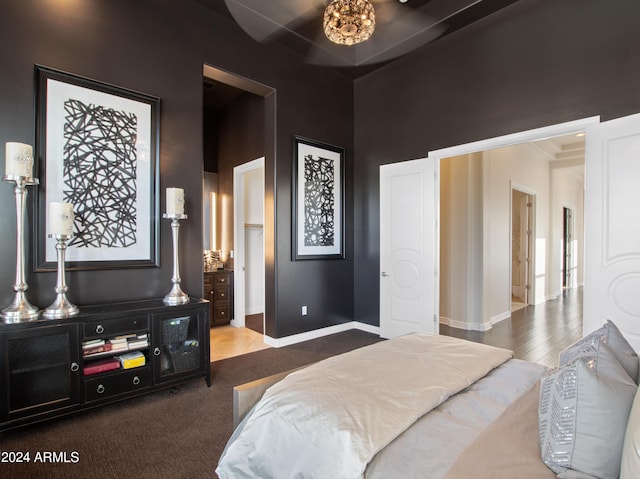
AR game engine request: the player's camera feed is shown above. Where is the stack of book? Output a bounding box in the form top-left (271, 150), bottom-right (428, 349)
top-left (82, 339), bottom-right (112, 356)
top-left (83, 333), bottom-right (150, 358)
top-left (108, 336), bottom-right (129, 353)
top-left (127, 333), bottom-right (149, 350)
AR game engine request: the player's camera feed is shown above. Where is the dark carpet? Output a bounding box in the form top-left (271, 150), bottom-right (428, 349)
top-left (0, 329), bottom-right (382, 479)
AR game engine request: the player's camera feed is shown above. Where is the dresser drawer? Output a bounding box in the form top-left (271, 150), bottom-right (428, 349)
top-left (83, 315), bottom-right (149, 339)
top-left (213, 273), bottom-right (231, 287)
top-left (213, 288), bottom-right (230, 302)
top-left (84, 367), bottom-right (151, 402)
top-left (203, 273), bottom-right (214, 289)
top-left (213, 304), bottom-right (231, 324)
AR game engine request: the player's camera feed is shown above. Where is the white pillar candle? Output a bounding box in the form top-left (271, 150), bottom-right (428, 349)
top-left (48, 202), bottom-right (74, 237)
top-left (5, 142), bottom-right (34, 178)
top-left (166, 187), bottom-right (185, 215)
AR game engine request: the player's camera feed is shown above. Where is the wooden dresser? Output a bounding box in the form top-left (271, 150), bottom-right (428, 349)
top-left (204, 270), bottom-right (234, 327)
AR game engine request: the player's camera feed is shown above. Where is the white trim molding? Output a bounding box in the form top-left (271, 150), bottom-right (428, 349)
top-left (263, 322), bottom-right (380, 348)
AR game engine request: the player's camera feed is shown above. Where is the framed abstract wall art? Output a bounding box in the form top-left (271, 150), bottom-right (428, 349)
top-left (34, 66), bottom-right (160, 271)
top-left (292, 136), bottom-right (345, 260)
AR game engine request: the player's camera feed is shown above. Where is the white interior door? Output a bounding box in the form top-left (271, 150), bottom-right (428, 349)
top-left (379, 158), bottom-right (437, 339)
top-left (584, 113), bottom-right (640, 351)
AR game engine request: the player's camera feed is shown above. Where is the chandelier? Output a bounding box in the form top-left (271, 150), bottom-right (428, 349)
top-left (323, 0), bottom-right (376, 46)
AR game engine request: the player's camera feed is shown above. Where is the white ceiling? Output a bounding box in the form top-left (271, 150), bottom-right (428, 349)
top-left (532, 134), bottom-right (585, 183)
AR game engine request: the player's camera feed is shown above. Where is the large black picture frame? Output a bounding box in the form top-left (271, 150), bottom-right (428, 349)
top-left (34, 66), bottom-right (160, 271)
top-left (292, 136), bottom-right (345, 260)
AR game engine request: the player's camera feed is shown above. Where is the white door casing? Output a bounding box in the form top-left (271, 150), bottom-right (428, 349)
top-left (232, 157), bottom-right (265, 329)
top-left (584, 113), bottom-right (640, 351)
top-left (379, 158), bottom-right (438, 339)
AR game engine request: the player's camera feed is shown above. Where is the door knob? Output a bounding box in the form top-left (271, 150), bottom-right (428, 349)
top-left (381, 271), bottom-right (389, 277)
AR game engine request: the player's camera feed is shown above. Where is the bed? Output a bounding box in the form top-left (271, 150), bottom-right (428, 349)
top-left (216, 324), bottom-right (640, 479)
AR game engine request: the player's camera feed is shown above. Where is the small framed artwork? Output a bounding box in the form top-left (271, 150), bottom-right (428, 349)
top-left (292, 136), bottom-right (345, 260)
top-left (34, 66), bottom-right (160, 271)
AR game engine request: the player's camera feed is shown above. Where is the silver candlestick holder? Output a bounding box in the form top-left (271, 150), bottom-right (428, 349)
top-left (2, 175), bottom-right (40, 323)
top-left (163, 213), bottom-right (189, 306)
top-left (43, 234), bottom-right (79, 319)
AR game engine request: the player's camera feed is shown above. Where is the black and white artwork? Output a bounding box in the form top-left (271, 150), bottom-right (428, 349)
top-left (35, 66), bottom-right (160, 271)
top-left (293, 136), bottom-right (344, 260)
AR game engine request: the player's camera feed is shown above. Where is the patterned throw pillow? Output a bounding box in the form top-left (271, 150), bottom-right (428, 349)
top-left (558, 320), bottom-right (638, 383)
top-left (539, 343), bottom-right (637, 479)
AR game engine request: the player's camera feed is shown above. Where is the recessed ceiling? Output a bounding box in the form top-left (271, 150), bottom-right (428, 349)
top-left (532, 134), bottom-right (585, 183)
top-left (197, 0), bottom-right (523, 78)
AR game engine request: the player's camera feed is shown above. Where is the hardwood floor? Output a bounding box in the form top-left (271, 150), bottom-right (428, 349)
top-left (440, 287), bottom-right (583, 367)
top-left (210, 288), bottom-right (582, 366)
top-left (210, 325), bottom-right (270, 362)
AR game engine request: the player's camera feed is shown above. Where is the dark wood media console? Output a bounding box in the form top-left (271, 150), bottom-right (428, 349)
top-left (0, 298), bottom-right (210, 431)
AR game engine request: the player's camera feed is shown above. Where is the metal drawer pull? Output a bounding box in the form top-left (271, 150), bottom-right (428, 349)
top-left (132, 376), bottom-right (140, 386)
top-left (153, 347), bottom-right (161, 356)
top-left (70, 362), bottom-right (79, 372)
top-left (97, 384), bottom-right (105, 394)
top-left (96, 324), bottom-right (104, 334)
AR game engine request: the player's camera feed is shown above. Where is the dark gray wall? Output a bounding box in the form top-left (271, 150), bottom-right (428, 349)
top-left (217, 92), bottom-right (265, 265)
top-left (0, 0), bottom-right (354, 338)
top-left (353, 0), bottom-right (640, 325)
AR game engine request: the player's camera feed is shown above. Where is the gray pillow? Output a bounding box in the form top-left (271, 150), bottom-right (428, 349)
top-left (539, 343), bottom-right (637, 479)
top-left (559, 319), bottom-right (638, 383)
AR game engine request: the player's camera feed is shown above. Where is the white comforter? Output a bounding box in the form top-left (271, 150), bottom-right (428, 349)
top-left (216, 333), bottom-right (513, 479)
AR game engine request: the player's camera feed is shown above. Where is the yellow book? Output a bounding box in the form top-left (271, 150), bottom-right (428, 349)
top-left (117, 351), bottom-right (146, 369)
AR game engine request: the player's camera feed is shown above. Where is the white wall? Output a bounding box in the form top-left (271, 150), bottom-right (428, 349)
top-left (244, 167), bottom-right (264, 315)
top-left (485, 143), bottom-right (551, 318)
top-left (440, 152), bottom-right (484, 330)
top-left (440, 143), bottom-right (584, 330)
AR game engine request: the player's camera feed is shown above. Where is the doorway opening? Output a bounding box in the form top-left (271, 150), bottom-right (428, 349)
top-left (511, 186), bottom-right (535, 312)
top-left (434, 118), bottom-right (592, 333)
top-left (380, 117), bottom-right (600, 340)
top-left (202, 64), bottom-right (275, 361)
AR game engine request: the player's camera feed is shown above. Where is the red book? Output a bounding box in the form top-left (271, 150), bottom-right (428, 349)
top-left (83, 358), bottom-right (121, 376)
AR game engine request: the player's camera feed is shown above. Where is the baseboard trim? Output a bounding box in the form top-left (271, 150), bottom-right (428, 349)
top-left (263, 321), bottom-right (381, 348)
top-left (457, 320), bottom-right (491, 332)
top-left (440, 311), bottom-right (511, 332)
top-left (491, 310), bottom-right (511, 325)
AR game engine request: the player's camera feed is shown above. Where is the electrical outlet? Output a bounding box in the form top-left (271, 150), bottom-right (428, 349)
top-left (301, 306), bottom-right (307, 316)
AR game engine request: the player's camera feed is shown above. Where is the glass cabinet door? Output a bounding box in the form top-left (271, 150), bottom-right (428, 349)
top-left (1, 324), bottom-right (81, 420)
top-left (152, 309), bottom-right (205, 382)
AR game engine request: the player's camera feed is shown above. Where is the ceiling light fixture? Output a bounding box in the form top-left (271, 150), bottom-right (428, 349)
top-left (323, 0), bottom-right (376, 46)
